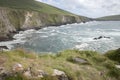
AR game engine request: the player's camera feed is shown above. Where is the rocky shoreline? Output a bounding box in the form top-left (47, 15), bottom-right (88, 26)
top-left (0, 20), bottom-right (90, 42)
top-left (0, 7), bottom-right (92, 42)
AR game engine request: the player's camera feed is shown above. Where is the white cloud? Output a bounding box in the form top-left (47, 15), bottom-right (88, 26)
top-left (36, 0), bottom-right (120, 18)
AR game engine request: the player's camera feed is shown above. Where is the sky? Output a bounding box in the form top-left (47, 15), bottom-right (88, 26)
top-left (36, 0), bottom-right (120, 18)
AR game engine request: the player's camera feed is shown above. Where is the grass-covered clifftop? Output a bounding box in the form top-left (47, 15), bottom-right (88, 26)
top-left (0, 49), bottom-right (120, 80)
top-left (96, 15), bottom-right (120, 21)
top-left (0, 0), bottom-right (74, 15)
top-left (0, 0), bottom-right (91, 41)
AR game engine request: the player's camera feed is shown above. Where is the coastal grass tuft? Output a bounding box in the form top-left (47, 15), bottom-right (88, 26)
top-left (104, 48), bottom-right (120, 64)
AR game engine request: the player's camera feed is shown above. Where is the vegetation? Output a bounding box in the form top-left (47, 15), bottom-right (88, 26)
top-left (105, 48), bottom-right (120, 64)
top-left (0, 0), bottom-right (92, 41)
top-left (96, 15), bottom-right (120, 21)
top-left (0, 0), bottom-right (75, 16)
top-left (0, 49), bottom-right (120, 80)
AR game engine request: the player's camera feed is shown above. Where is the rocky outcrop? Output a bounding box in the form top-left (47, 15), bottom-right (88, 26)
top-left (67, 56), bottom-right (89, 64)
top-left (0, 7), bottom-right (91, 41)
top-left (0, 63), bottom-right (69, 80)
top-left (93, 36), bottom-right (110, 40)
top-left (12, 63), bottom-right (23, 72)
top-left (52, 69), bottom-right (69, 80)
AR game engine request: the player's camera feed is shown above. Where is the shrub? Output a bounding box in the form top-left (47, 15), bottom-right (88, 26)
top-left (105, 48), bottom-right (120, 63)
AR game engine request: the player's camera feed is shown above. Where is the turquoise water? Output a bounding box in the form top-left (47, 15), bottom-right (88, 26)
top-left (1, 21), bottom-right (120, 53)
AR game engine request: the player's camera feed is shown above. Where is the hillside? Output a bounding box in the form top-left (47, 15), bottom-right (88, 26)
top-left (0, 49), bottom-right (120, 80)
top-left (0, 0), bottom-right (91, 41)
top-left (0, 0), bottom-right (75, 15)
top-left (96, 15), bottom-right (120, 21)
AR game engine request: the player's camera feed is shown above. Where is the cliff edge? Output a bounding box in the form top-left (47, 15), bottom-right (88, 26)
top-left (0, 0), bottom-right (91, 41)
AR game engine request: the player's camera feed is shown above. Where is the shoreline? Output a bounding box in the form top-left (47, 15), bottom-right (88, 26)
top-left (0, 21), bottom-right (87, 42)
top-left (0, 22), bottom-right (87, 50)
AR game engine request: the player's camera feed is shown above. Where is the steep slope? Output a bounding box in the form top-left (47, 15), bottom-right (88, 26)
top-left (0, 0), bottom-right (75, 15)
top-left (96, 15), bottom-right (120, 21)
top-left (0, 0), bottom-right (91, 41)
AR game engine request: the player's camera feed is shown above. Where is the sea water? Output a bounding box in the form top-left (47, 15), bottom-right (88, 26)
top-left (1, 21), bottom-right (120, 53)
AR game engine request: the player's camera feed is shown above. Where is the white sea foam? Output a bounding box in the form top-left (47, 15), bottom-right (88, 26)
top-left (82, 38), bottom-right (95, 42)
top-left (50, 33), bottom-right (57, 36)
top-left (78, 21), bottom-right (99, 26)
top-left (0, 21), bottom-right (120, 53)
top-left (0, 39), bottom-right (26, 49)
top-left (13, 34), bottom-right (26, 40)
top-left (40, 35), bottom-right (48, 38)
top-left (36, 31), bottom-right (47, 33)
top-left (20, 29), bottom-right (36, 35)
top-left (0, 29), bottom-right (37, 50)
top-left (75, 43), bottom-right (89, 50)
top-left (55, 30), bottom-right (68, 35)
top-left (106, 32), bottom-right (120, 36)
top-left (43, 27), bottom-right (48, 30)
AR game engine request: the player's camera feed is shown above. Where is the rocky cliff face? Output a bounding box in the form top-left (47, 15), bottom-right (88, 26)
top-left (0, 7), bottom-right (91, 41)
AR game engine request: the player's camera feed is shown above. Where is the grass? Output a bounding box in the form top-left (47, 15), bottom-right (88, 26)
top-left (104, 48), bottom-right (120, 64)
top-left (96, 15), bottom-right (120, 21)
top-left (0, 0), bottom-right (90, 33)
top-left (0, 0), bottom-right (75, 16)
top-left (0, 0), bottom-right (91, 37)
top-left (0, 49), bottom-right (120, 80)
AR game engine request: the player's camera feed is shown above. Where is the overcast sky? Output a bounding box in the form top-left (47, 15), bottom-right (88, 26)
top-left (36, 0), bottom-right (120, 18)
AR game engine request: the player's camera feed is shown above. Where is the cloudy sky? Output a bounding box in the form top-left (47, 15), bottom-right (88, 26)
top-left (36, 0), bottom-right (120, 18)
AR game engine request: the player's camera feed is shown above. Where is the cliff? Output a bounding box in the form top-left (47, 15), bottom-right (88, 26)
top-left (0, 0), bottom-right (91, 41)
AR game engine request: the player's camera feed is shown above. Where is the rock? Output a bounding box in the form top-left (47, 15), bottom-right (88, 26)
top-left (0, 46), bottom-right (8, 50)
top-left (23, 70), bottom-right (32, 77)
top-left (52, 69), bottom-right (65, 76)
top-left (12, 63), bottom-right (23, 72)
top-left (0, 67), bottom-right (5, 74)
top-left (0, 57), bottom-right (6, 64)
top-left (23, 68), bottom-right (47, 78)
top-left (52, 69), bottom-right (68, 80)
top-left (23, 67), bottom-right (32, 78)
top-left (73, 57), bottom-right (88, 64)
top-left (0, 34), bottom-right (14, 42)
top-left (0, 67), bottom-right (11, 80)
top-left (115, 65), bottom-right (120, 69)
top-left (93, 36), bottom-right (110, 40)
top-left (37, 70), bottom-right (47, 78)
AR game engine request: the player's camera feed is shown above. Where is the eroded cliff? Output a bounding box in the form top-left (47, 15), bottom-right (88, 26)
top-left (0, 7), bottom-right (91, 41)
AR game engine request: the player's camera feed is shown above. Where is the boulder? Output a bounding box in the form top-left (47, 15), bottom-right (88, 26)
top-left (93, 36), bottom-right (110, 40)
top-left (0, 67), bottom-right (11, 80)
top-left (23, 68), bottom-right (47, 78)
top-left (0, 46), bottom-right (8, 50)
top-left (37, 70), bottom-right (47, 78)
top-left (116, 65), bottom-right (120, 69)
top-left (52, 69), bottom-right (68, 80)
top-left (52, 69), bottom-right (65, 76)
top-left (12, 63), bottom-right (23, 72)
top-left (23, 70), bottom-right (32, 77)
top-left (0, 67), bottom-right (5, 74)
top-left (73, 57), bottom-right (88, 64)
top-left (0, 57), bottom-right (6, 65)
top-left (23, 67), bottom-right (32, 78)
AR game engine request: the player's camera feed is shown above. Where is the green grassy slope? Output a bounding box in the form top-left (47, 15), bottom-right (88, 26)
top-left (0, 49), bottom-right (120, 80)
top-left (96, 15), bottom-right (120, 21)
top-left (0, 0), bottom-right (75, 16)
